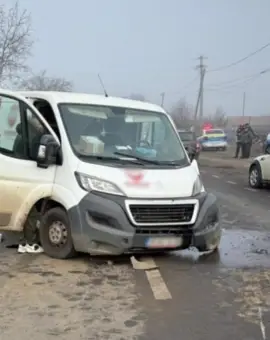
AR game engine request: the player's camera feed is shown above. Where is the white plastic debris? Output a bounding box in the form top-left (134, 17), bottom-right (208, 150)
top-left (130, 256), bottom-right (158, 270)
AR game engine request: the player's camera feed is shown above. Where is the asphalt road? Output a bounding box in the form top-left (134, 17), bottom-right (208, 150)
top-left (1, 164), bottom-right (270, 340)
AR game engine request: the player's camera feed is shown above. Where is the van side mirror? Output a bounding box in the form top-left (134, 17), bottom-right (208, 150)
top-left (37, 134), bottom-right (59, 169)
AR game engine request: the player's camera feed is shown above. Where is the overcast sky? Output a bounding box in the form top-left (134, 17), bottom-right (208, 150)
top-left (13, 0), bottom-right (270, 116)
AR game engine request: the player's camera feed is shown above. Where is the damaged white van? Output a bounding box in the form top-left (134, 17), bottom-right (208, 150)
top-left (0, 90), bottom-right (221, 259)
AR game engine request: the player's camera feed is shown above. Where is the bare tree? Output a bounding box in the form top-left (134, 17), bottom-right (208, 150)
top-left (129, 93), bottom-right (146, 101)
top-left (211, 106), bottom-right (228, 127)
top-left (170, 98), bottom-right (193, 128)
top-left (18, 70), bottom-right (73, 91)
top-left (0, 2), bottom-right (33, 85)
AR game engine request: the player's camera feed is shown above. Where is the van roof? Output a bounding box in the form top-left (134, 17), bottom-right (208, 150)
top-left (14, 90), bottom-right (165, 114)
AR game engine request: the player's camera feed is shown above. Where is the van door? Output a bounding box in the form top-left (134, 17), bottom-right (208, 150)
top-left (0, 91), bottom-right (59, 231)
top-left (260, 156), bottom-right (270, 181)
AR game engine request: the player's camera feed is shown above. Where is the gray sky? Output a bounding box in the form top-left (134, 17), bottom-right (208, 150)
top-left (15, 0), bottom-right (270, 116)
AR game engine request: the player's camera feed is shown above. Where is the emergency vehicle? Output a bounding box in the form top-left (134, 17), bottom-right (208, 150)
top-left (198, 123), bottom-right (227, 151)
top-left (0, 90), bottom-right (221, 258)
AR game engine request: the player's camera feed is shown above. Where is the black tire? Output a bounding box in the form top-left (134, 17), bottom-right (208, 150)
top-left (197, 244), bottom-right (219, 252)
top-left (249, 164), bottom-right (263, 189)
top-left (197, 230), bottom-right (221, 253)
top-left (39, 207), bottom-right (77, 259)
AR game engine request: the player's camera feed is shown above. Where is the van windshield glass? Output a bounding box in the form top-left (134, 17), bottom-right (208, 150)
top-left (58, 103), bottom-right (188, 166)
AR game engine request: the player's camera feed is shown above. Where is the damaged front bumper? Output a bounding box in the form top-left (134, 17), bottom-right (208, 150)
top-left (68, 191), bottom-right (221, 255)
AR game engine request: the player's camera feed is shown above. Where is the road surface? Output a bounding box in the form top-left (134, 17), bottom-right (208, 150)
top-left (1, 163), bottom-right (270, 340)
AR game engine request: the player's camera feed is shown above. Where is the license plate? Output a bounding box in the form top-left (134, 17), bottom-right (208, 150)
top-left (145, 237), bottom-right (183, 249)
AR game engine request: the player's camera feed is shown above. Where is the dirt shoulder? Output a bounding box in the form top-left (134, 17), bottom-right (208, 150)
top-left (199, 151), bottom-right (253, 170)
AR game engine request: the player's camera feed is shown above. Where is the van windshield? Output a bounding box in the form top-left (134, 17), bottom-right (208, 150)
top-left (58, 103), bottom-right (188, 166)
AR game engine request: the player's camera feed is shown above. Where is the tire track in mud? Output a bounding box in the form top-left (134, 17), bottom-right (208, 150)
top-left (0, 253), bottom-right (146, 340)
top-left (213, 268), bottom-right (270, 336)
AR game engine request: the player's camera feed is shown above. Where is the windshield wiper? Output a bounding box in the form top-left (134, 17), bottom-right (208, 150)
top-left (114, 151), bottom-right (164, 165)
top-left (114, 151), bottom-right (186, 166)
top-left (78, 154), bottom-right (146, 165)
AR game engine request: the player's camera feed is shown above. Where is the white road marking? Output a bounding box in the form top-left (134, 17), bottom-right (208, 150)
top-left (131, 256), bottom-right (172, 300)
top-left (146, 268), bottom-right (172, 300)
top-left (258, 307), bottom-right (266, 340)
top-left (227, 181), bottom-right (237, 185)
top-left (212, 174), bottom-right (220, 178)
top-left (244, 187), bottom-right (257, 192)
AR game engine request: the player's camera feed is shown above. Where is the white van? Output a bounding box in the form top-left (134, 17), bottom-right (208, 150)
top-left (0, 90), bottom-right (221, 259)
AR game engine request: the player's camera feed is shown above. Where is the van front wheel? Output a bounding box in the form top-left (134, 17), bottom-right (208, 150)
top-left (39, 207), bottom-right (77, 259)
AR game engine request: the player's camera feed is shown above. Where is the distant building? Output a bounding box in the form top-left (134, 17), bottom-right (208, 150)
top-left (227, 116), bottom-right (270, 128)
top-left (226, 116), bottom-right (270, 138)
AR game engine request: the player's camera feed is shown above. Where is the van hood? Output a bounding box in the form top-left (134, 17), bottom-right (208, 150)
top-left (76, 162), bottom-right (199, 198)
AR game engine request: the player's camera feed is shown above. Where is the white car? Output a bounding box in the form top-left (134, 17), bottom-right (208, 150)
top-left (248, 154), bottom-right (270, 188)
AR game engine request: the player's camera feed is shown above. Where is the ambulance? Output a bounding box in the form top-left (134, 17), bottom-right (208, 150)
top-left (0, 90), bottom-right (221, 259)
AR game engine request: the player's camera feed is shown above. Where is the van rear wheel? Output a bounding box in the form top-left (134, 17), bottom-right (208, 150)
top-left (39, 207), bottom-right (77, 259)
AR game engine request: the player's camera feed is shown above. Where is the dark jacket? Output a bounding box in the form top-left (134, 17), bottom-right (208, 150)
top-left (236, 126), bottom-right (243, 143)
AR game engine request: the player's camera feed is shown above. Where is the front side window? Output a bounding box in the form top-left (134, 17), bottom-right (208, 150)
top-left (58, 104), bottom-right (188, 167)
top-left (0, 94), bottom-right (50, 161)
top-left (0, 96), bottom-right (26, 158)
top-left (25, 108), bottom-right (49, 160)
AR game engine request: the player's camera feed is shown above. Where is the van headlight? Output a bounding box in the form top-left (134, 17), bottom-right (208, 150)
top-left (75, 172), bottom-right (124, 196)
top-left (192, 176), bottom-right (204, 196)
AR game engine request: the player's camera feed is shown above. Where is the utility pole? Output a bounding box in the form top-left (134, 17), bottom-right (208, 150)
top-left (160, 92), bottom-right (165, 107)
top-left (242, 91), bottom-right (246, 116)
top-left (194, 55), bottom-right (206, 120)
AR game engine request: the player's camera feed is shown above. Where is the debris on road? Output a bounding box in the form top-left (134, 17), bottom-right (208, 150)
top-left (130, 256), bottom-right (158, 270)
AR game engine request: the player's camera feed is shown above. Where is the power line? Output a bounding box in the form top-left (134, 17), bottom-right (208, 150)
top-left (206, 74), bottom-right (259, 88)
top-left (159, 75), bottom-right (198, 103)
top-left (205, 67), bottom-right (270, 91)
top-left (208, 41), bottom-right (270, 73)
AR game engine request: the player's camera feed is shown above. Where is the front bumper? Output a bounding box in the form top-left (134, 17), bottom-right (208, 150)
top-left (202, 142), bottom-right (227, 150)
top-left (68, 191), bottom-right (221, 255)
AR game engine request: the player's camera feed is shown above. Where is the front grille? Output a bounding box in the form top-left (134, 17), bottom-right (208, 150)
top-left (128, 204), bottom-right (195, 225)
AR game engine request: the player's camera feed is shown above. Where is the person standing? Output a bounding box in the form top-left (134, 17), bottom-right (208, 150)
top-left (234, 124), bottom-right (243, 158)
top-left (245, 124), bottom-right (253, 158)
top-left (241, 123), bottom-right (255, 158)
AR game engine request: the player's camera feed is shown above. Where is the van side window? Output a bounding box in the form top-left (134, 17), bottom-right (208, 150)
top-left (33, 100), bottom-right (61, 140)
top-left (140, 121), bottom-right (166, 147)
top-left (0, 96), bottom-right (27, 159)
top-left (0, 95), bottom-right (51, 161)
top-left (24, 107), bottom-right (49, 160)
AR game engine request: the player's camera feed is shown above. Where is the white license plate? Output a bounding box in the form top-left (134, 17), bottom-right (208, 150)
top-left (145, 237), bottom-right (183, 249)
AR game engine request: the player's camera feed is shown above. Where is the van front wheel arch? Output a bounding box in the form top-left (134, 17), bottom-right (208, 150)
top-left (39, 207), bottom-right (77, 259)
